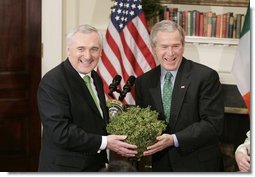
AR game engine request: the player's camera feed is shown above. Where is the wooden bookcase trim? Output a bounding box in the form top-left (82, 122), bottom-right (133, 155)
top-left (160, 0), bottom-right (249, 7)
top-left (185, 36), bottom-right (239, 46)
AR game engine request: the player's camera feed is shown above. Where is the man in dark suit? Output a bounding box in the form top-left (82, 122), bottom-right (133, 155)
top-left (37, 24), bottom-right (137, 172)
top-left (135, 20), bottom-right (224, 172)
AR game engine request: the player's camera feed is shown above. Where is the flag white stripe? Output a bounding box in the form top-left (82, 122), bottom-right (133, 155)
top-left (123, 19), bottom-right (153, 73)
top-left (122, 25), bottom-right (144, 75)
top-left (232, 31), bottom-right (250, 95)
top-left (134, 16), bottom-right (154, 55)
top-left (103, 38), bottom-right (122, 74)
top-left (108, 23), bottom-right (136, 76)
top-left (98, 60), bottom-right (112, 85)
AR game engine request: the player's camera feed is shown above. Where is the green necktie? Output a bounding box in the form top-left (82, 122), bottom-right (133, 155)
top-left (163, 72), bottom-right (173, 123)
top-left (83, 75), bottom-right (99, 109)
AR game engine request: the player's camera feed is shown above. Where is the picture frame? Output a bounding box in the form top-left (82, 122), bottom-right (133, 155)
top-left (160, 0), bottom-right (249, 7)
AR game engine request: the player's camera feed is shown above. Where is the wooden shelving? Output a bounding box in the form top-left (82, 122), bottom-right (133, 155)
top-left (160, 0), bottom-right (249, 7)
top-left (185, 36), bottom-right (239, 46)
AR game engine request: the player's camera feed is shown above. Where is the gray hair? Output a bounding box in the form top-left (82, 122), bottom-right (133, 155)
top-left (66, 24), bottom-right (103, 47)
top-left (150, 20), bottom-right (185, 45)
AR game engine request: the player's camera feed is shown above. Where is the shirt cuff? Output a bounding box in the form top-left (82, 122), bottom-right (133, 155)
top-left (172, 134), bottom-right (179, 147)
top-left (98, 136), bottom-right (107, 153)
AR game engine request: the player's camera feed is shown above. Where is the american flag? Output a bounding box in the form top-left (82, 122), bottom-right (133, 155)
top-left (97, 0), bottom-right (157, 105)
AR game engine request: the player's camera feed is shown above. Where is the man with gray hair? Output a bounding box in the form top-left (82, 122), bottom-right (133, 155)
top-left (37, 24), bottom-right (137, 172)
top-left (135, 20), bottom-right (224, 172)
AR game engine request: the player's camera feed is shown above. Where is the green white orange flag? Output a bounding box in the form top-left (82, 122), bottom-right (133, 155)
top-left (231, 6), bottom-right (250, 113)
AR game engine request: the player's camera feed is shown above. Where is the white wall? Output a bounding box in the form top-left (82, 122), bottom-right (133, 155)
top-left (184, 43), bottom-right (238, 84)
top-left (42, 0), bottom-right (113, 76)
top-left (42, 0), bottom-right (63, 76)
top-left (62, 0), bottom-right (113, 57)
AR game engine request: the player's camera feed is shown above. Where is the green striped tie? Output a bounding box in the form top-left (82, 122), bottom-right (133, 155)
top-left (163, 72), bottom-right (173, 123)
top-left (83, 75), bottom-right (99, 109)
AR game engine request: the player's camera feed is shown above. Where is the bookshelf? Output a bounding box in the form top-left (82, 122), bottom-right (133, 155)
top-left (156, 4), bottom-right (247, 41)
top-left (160, 0), bottom-right (249, 7)
top-left (185, 36), bottom-right (238, 46)
top-left (154, 1), bottom-right (249, 85)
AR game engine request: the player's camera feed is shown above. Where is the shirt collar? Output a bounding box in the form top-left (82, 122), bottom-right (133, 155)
top-left (79, 72), bottom-right (92, 79)
top-left (160, 66), bottom-right (178, 81)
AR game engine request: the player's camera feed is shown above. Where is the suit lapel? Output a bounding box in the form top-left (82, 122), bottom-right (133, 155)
top-left (150, 84), bottom-right (163, 118)
top-left (170, 58), bottom-right (191, 129)
top-left (64, 59), bottom-right (102, 119)
top-left (149, 67), bottom-right (164, 120)
top-left (82, 71), bottom-right (102, 118)
top-left (91, 71), bottom-right (108, 122)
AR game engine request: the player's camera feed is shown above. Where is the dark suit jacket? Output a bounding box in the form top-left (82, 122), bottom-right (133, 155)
top-left (37, 59), bottom-right (109, 172)
top-left (135, 58), bottom-right (224, 172)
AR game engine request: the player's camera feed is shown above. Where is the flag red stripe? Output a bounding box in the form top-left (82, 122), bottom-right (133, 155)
top-left (127, 18), bottom-right (156, 68)
top-left (139, 13), bottom-right (151, 33)
top-left (105, 30), bottom-right (122, 73)
top-left (97, 69), bottom-right (110, 96)
top-left (119, 32), bottom-right (144, 76)
top-left (243, 92), bottom-right (250, 114)
top-left (106, 29), bottom-right (130, 81)
top-left (100, 51), bottom-right (117, 77)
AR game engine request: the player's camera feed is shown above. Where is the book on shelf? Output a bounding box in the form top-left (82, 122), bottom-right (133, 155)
top-left (211, 14), bottom-right (217, 37)
top-left (199, 12), bottom-right (204, 36)
top-left (222, 13), bottom-right (227, 38)
top-left (153, 6), bottom-right (246, 39)
top-left (216, 15), bottom-right (222, 38)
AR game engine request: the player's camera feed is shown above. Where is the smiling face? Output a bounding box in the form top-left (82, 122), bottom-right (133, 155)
top-left (67, 31), bottom-right (102, 74)
top-left (152, 30), bottom-right (184, 71)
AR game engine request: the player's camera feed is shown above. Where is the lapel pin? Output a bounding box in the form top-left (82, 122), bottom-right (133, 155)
top-left (181, 86), bottom-right (185, 88)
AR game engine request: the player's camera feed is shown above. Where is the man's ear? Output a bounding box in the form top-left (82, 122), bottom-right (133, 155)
top-left (151, 44), bottom-right (156, 53)
top-left (99, 49), bottom-right (102, 57)
top-left (66, 47), bottom-right (70, 56)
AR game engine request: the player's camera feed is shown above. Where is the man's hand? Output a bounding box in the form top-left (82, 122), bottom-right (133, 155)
top-left (107, 135), bottom-right (137, 157)
top-left (235, 150), bottom-right (250, 172)
top-left (143, 134), bottom-right (174, 156)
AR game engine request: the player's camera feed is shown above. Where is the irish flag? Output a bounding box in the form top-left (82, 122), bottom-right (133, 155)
top-left (232, 6), bottom-right (250, 113)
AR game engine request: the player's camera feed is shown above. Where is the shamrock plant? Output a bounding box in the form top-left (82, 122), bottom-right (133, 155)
top-left (107, 106), bottom-right (166, 157)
